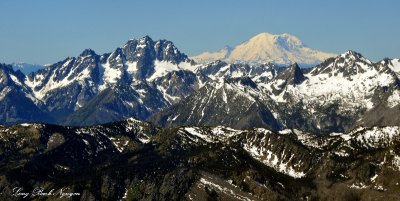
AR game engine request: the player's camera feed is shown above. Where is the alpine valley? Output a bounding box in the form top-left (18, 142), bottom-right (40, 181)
top-left (0, 34), bottom-right (400, 201)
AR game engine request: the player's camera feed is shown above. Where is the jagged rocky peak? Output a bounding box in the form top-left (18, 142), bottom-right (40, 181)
top-left (0, 64), bottom-right (12, 78)
top-left (0, 63), bottom-right (16, 74)
top-left (122, 35), bottom-right (189, 64)
top-left (0, 64), bottom-right (13, 85)
top-left (107, 47), bottom-right (125, 67)
top-left (79, 48), bottom-right (97, 57)
top-left (275, 63), bottom-right (306, 85)
top-left (123, 35), bottom-right (153, 61)
top-left (154, 40), bottom-right (188, 63)
top-left (0, 63), bottom-right (25, 86)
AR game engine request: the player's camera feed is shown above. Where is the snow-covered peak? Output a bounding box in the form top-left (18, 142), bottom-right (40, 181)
top-left (191, 32), bottom-right (336, 65)
top-left (246, 32), bottom-right (304, 47)
top-left (275, 63), bottom-right (304, 83)
top-left (0, 63), bottom-right (16, 75)
top-left (259, 32), bottom-right (306, 50)
top-left (0, 63), bottom-right (26, 88)
top-left (122, 36), bottom-right (192, 68)
top-left (310, 50), bottom-right (375, 78)
top-left (277, 33), bottom-right (304, 46)
top-left (338, 50), bottom-right (371, 63)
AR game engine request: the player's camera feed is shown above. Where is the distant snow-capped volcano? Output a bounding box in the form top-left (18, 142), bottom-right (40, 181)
top-left (191, 32), bottom-right (336, 65)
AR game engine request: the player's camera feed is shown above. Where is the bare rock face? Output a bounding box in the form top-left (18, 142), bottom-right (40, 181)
top-left (46, 132), bottom-right (65, 151)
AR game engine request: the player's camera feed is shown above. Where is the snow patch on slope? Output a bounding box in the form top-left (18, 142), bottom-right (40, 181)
top-left (10, 75), bottom-right (23, 86)
top-left (126, 61), bottom-right (138, 74)
top-left (0, 87), bottom-right (12, 101)
top-left (147, 60), bottom-right (194, 81)
top-left (387, 89), bottom-right (400, 108)
top-left (102, 62), bottom-right (122, 86)
top-left (242, 130), bottom-right (306, 178)
top-left (388, 59), bottom-right (400, 74)
top-left (243, 143), bottom-right (306, 178)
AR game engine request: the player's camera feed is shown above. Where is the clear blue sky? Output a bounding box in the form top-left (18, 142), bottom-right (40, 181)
top-left (0, 0), bottom-right (399, 64)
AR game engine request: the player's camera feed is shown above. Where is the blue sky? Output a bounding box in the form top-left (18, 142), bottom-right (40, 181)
top-left (0, 0), bottom-right (399, 64)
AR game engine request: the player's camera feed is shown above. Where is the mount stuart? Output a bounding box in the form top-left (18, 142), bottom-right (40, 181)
top-left (0, 33), bottom-right (400, 200)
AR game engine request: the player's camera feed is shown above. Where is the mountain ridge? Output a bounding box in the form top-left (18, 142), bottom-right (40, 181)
top-left (18, 36), bottom-right (198, 125)
top-left (153, 50), bottom-right (400, 134)
top-left (1, 118), bottom-right (400, 200)
top-left (0, 36), bottom-right (399, 135)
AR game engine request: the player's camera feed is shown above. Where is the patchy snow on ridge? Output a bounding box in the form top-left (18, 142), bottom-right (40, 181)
top-left (24, 57), bottom-right (100, 100)
top-left (182, 126), bottom-right (242, 144)
top-left (355, 126), bottom-right (400, 148)
top-left (241, 130), bottom-right (306, 178)
top-left (184, 127), bottom-right (214, 143)
top-left (243, 143), bottom-right (306, 178)
top-left (387, 90), bottom-right (400, 108)
top-left (9, 75), bottom-right (23, 86)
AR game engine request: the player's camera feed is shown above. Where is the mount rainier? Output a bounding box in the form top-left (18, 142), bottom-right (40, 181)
top-left (191, 32), bottom-right (336, 65)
